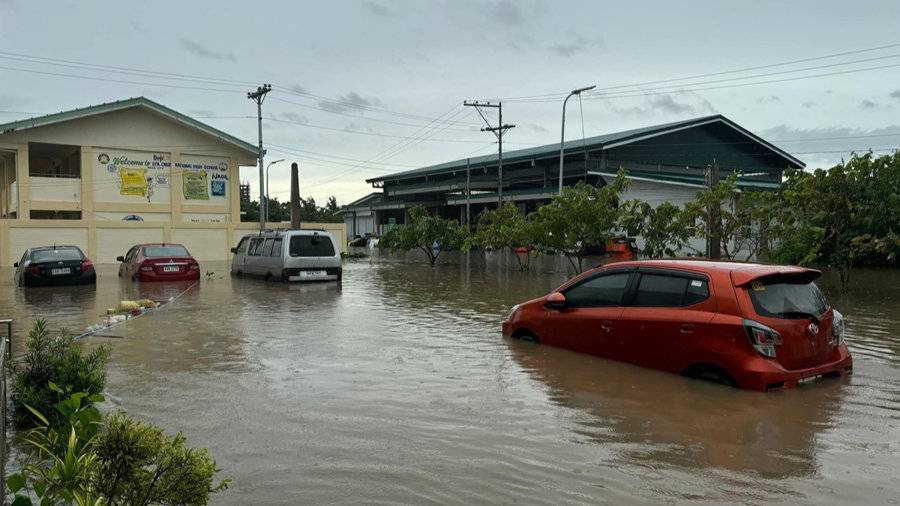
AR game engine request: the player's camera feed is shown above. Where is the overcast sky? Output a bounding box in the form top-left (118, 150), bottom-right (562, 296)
top-left (1, 0), bottom-right (899, 205)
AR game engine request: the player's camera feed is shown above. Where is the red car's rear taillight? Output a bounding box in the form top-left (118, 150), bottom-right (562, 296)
top-left (189, 261), bottom-right (200, 270)
top-left (743, 319), bottom-right (782, 358)
top-left (81, 259), bottom-right (93, 271)
top-left (25, 265), bottom-right (40, 275)
top-left (139, 261), bottom-right (153, 272)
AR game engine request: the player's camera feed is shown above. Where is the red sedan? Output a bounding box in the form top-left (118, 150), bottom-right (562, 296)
top-left (502, 260), bottom-right (853, 392)
top-left (117, 243), bottom-right (201, 282)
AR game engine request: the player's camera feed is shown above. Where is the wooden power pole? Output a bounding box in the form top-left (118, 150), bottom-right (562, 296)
top-left (463, 100), bottom-right (514, 207)
top-left (706, 160), bottom-right (721, 259)
top-left (290, 162), bottom-right (301, 229)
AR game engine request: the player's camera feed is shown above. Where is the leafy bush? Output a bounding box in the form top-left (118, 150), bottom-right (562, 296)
top-left (11, 319), bottom-right (110, 427)
top-left (8, 392), bottom-right (229, 506)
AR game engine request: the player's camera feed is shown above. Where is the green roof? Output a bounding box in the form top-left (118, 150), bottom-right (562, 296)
top-left (366, 114), bottom-right (803, 183)
top-left (0, 97), bottom-right (257, 156)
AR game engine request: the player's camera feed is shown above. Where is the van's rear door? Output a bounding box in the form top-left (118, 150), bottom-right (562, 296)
top-left (733, 270), bottom-right (835, 371)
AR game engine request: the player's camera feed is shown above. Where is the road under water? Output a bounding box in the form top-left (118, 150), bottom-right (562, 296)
top-left (1, 254), bottom-right (899, 504)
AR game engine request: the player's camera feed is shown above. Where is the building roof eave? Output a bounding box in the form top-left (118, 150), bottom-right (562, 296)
top-left (0, 97), bottom-right (258, 157)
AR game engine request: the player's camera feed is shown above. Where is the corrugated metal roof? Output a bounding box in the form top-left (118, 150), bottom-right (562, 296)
top-left (0, 97), bottom-right (258, 155)
top-left (366, 114), bottom-right (803, 183)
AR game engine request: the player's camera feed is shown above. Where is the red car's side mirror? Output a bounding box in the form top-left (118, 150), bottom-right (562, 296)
top-left (544, 292), bottom-right (567, 310)
top-left (116, 256), bottom-right (125, 262)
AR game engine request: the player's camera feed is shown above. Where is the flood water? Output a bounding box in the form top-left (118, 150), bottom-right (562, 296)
top-left (1, 254), bottom-right (899, 505)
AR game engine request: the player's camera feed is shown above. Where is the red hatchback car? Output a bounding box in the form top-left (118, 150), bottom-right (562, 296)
top-left (117, 243), bottom-right (201, 282)
top-left (502, 260), bottom-right (853, 391)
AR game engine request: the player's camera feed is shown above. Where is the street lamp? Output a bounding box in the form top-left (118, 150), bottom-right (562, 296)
top-left (265, 158), bottom-right (285, 224)
top-left (559, 85), bottom-right (595, 194)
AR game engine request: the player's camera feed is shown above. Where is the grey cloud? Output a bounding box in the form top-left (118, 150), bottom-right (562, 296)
top-left (608, 93), bottom-right (715, 117)
top-left (493, 0), bottom-right (524, 26)
top-left (859, 99), bottom-right (878, 110)
top-left (288, 84), bottom-right (307, 95)
top-left (523, 123), bottom-right (549, 133)
top-left (130, 20), bottom-right (142, 33)
top-left (802, 101), bottom-right (816, 109)
top-left (756, 95), bottom-right (781, 104)
top-left (891, 89), bottom-right (900, 101)
top-left (179, 39), bottom-right (236, 62)
top-left (318, 92), bottom-right (383, 114)
top-left (280, 112), bottom-right (309, 124)
top-left (757, 124), bottom-right (900, 168)
top-left (547, 35), bottom-right (602, 57)
top-left (361, 0), bottom-right (392, 18)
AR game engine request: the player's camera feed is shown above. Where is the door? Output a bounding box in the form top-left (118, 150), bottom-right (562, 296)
top-left (245, 238), bottom-right (265, 275)
top-left (619, 271), bottom-right (716, 372)
top-left (545, 271), bottom-right (632, 357)
top-left (121, 246), bottom-right (138, 278)
top-left (232, 237), bottom-right (249, 274)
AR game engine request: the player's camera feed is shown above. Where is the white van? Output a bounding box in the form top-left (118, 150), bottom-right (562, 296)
top-left (230, 229), bottom-right (342, 281)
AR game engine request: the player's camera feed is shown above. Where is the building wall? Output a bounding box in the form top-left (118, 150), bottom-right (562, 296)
top-left (0, 106), bottom-right (349, 266)
top-left (344, 211), bottom-right (375, 238)
top-left (0, 106), bottom-right (253, 224)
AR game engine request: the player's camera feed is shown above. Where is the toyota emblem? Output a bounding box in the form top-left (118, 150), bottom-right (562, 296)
top-left (808, 322), bottom-right (819, 337)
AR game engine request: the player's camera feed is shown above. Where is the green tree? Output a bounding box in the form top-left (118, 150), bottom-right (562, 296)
top-left (379, 206), bottom-right (467, 265)
top-left (619, 200), bottom-right (695, 259)
top-left (529, 171), bottom-right (629, 273)
top-left (772, 153), bottom-right (900, 292)
top-left (685, 173), bottom-right (778, 261)
top-left (466, 202), bottom-right (534, 270)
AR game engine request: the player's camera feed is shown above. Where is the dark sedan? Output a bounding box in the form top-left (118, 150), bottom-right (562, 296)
top-left (14, 246), bottom-right (97, 287)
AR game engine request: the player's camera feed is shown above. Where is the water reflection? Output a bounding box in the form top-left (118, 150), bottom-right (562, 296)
top-left (506, 338), bottom-right (847, 480)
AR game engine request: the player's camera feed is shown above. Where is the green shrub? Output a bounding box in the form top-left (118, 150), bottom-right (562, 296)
top-left (94, 412), bottom-right (230, 505)
top-left (8, 393), bottom-right (229, 506)
top-left (11, 319), bottom-right (110, 427)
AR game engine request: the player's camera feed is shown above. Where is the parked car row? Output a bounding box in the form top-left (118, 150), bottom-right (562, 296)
top-left (13, 229), bottom-right (342, 287)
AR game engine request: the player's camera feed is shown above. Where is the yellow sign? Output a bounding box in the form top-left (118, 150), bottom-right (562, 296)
top-left (183, 171), bottom-right (209, 200)
top-left (119, 168), bottom-right (148, 196)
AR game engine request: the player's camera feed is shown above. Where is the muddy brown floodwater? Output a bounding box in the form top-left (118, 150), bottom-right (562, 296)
top-left (1, 254), bottom-right (899, 505)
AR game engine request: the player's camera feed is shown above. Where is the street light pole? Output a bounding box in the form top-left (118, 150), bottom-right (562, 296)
top-left (559, 85), bottom-right (595, 194)
top-left (265, 158), bottom-right (285, 224)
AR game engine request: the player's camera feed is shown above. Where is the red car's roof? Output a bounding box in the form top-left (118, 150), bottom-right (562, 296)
top-left (136, 243), bottom-right (187, 247)
top-left (599, 259), bottom-right (820, 286)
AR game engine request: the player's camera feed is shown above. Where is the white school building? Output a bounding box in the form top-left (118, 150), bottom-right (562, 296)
top-left (0, 97), bottom-right (345, 266)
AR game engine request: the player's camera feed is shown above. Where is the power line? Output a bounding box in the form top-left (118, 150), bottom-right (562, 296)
top-left (499, 41), bottom-right (900, 101)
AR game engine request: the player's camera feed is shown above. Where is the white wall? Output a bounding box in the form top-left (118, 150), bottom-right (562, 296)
top-left (28, 176), bottom-right (81, 203)
top-left (96, 227), bottom-right (164, 262)
top-left (8, 227), bottom-right (89, 263)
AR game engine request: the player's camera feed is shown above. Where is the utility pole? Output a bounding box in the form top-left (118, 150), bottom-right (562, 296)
top-left (247, 83), bottom-right (272, 232)
top-left (290, 162), bottom-right (301, 230)
top-left (464, 100), bottom-right (514, 207)
top-left (706, 159), bottom-right (721, 259)
top-left (465, 157), bottom-right (471, 227)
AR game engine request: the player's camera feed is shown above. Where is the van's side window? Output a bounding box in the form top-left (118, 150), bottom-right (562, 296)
top-left (269, 238), bottom-right (283, 257)
top-left (235, 238), bottom-right (249, 255)
top-left (262, 238), bottom-right (275, 256)
top-left (248, 239), bottom-right (263, 256)
top-left (633, 273), bottom-right (709, 307)
top-left (563, 273), bottom-right (630, 307)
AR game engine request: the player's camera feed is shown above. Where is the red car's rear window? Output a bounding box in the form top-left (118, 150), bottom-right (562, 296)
top-left (143, 245), bottom-right (189, 257)
top-left (748, 275), bottom-right (828, 319)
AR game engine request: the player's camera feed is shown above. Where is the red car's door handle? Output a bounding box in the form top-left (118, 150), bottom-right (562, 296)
top-left (680, 324), bottom-right (695, 334)
top-left (601, 320), bottom-right (613, 333)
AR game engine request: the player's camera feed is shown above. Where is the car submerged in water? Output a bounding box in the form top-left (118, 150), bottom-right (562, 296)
top-left (502, 260), bottom-right (852, 391)
top-left (14, 245), bottom-right (97, 287)
top-left (116, 243), bottom-right (201, 282)
top-left (230, 229), bottom-right (342, 282)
